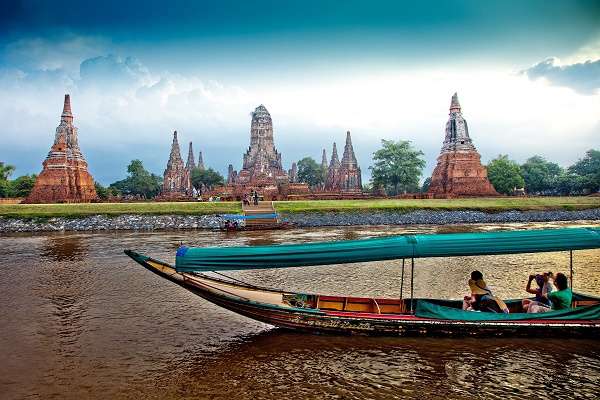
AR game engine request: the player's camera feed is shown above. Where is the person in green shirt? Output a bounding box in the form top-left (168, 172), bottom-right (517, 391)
top-left (528, 272), bottom-right (572, 313)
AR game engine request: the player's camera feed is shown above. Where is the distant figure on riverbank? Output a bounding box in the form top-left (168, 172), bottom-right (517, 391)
top-left (253, 191), bottom-right (259, 205)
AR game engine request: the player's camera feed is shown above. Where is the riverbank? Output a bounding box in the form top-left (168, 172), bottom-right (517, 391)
top-left (1, 208), bottom-right (599, 232)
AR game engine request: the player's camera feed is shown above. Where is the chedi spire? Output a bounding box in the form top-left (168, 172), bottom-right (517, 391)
top-left (427, 93), bottom-right (498, 197)
top-left (23, 94), bottom-right (99, 203)
top-left (186, 142), bottom-right (196, 171)
top-left (163, 131), bottom-right (190, 192)
top-left (325, 132), bottom-right (362, 193)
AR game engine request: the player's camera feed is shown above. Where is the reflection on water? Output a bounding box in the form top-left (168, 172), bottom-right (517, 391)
top-left (0, 221), bottom-right (599, 399)
top-left (41, 235), bottom-right (87, 262)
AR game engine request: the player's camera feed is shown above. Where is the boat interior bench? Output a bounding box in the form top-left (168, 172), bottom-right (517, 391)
top-left (316, 295), bottom-right (408, 314)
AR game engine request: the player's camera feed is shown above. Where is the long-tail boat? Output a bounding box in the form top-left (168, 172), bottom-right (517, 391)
top-left (219, 214), bottom-right (296, 231)
top-left (125, 227), bottom-right (600, 337)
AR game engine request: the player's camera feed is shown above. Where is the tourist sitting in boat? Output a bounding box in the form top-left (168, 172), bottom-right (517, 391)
top-left (462, 270), bottom-right (503, 313)
top-left (522, 273), bottom-right (553, 312)
top-left (528, 272), bottom-right (572, 313)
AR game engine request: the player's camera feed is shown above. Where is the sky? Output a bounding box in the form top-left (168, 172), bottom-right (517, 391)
top-left (0, 0), bottom-right (599, 187)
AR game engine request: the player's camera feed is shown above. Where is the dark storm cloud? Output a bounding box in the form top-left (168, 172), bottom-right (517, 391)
top-left (521, 57), bottom-right (600, 95)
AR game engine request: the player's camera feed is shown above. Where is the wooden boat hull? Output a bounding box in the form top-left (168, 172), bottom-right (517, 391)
top-left (124, 250), bottom-right (600, 338)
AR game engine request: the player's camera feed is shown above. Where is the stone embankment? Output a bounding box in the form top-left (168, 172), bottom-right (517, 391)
top-left (1, 209), bottom-right (599, 232)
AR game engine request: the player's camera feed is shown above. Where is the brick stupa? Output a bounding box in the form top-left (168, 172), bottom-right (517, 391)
top-left (23, 95), bottom-right (99, 204)
top-left (427, 93), bottom-right (499, 197)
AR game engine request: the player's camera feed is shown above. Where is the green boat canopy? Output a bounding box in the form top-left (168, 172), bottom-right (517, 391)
top-left (175, 227), bottom-right (600, 273)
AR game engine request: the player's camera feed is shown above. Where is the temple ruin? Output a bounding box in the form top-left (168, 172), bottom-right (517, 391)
top-left (324, 132), bottom-right (362, 193)
top-left (163, 131), bottom-right (189, 193)
top-left (427, 93), bottom-right (499, 197)
top-left (185, 142), bottom-right (196, 171)
top-left (23, 94), bottom-right (99, 204)
top-left (159, 105), bottom-right (364, 201)
top-left (197, 151), bottom-right (204, 169)
top-left (232, 105), bottom-right (290, 185)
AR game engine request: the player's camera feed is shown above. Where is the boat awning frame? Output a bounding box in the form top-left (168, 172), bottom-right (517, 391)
top-left (175, 227), bottom-right (600, 273)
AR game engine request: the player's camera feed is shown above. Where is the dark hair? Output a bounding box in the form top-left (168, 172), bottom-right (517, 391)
top-left (471, 270), bottom-right (483, 281)
top-left (535, 274), bottom-right (544, 287)
top-left (555, 273), bottom-right (569, 290)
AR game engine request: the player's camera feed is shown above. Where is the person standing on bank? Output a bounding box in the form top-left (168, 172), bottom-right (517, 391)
top-left (528, 272), bottom-right (572, 313)
top-left (253, 191), bottom-right (259, 205)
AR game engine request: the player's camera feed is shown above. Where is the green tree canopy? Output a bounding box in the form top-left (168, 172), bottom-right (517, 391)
top-left (486, 155), bottom-right (525, 195)
top-left (520, 156), bottom-right (563, 195)
top-left (10, 175), bottom-right (37, 198)
top-left (567, 149), bottom-right (600, 194)
top-left (110, 159), bottom-right (162, 198)
top-left (1, 162), bottom-right (16, 181)
top-left (190, 168), bottom-right (225, 191)
top-left (296, 157), bottom-right (327, 189)
top-left (421, 177), bottom-right (432, 193)
top-left (95, 182), bottom-right (120, 201)
top-left (369, 140), bottom-right (426, 196)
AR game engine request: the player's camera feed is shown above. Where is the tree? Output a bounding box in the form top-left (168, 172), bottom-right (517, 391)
top-left (421, 177), bottom-right (432, 193)
top-left (369, 140), bottom-right (426, 196)
top-left (520, 156), bottom-right (563, 195)
top-left (190, 168), bottom-right (225, 191)
top-left (486, 155), bottom-right (525, 195)
top-left (0, 162), bottom-right (16, 181)
top-left (297, 157), bottom-right (327, 189)
top-left (567, 149), bottom-right (600, 194)
top-left (110, 159), bottom-right (162, 198)
top-left (10, 175), bottom-right (37, 198)
top-left (95, 182), bottom-right (113, 201)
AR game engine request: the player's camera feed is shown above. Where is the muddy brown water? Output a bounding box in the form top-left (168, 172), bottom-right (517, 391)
top-left (1, 221), bottom-right (599, 399)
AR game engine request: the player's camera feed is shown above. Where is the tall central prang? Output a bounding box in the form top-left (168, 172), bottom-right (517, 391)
top-left (235, 105), bottom-right (289, 184)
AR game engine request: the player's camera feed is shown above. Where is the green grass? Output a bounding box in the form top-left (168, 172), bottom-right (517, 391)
top-left (272, 197), bottom-right (600, 214)
top-left (1, 197), bottom-right (599, 220)
top-left (0, 201), bottom-right (242, 220)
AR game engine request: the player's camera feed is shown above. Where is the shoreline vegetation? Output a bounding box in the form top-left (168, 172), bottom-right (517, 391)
top-left (1, 197), bottom-right (600, 220)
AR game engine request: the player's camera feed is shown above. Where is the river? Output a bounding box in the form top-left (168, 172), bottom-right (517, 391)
top-left (1, 221), bottom-right (599, 399)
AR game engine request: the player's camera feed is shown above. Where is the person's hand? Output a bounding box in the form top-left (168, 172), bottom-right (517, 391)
top-left (529, 274), bottom-right (535, 281)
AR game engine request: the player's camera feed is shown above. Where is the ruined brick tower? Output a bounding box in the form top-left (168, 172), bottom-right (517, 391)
top-left (427, 93), bottom-right (499, 197)
top-left (163, 131), bottom-right (189, 192)
top-left (23, 94), bottom-right (99, 204)
top-left (197, 151), bottom-right (205, 170)
top-left (185, 142), bottom-right (196, 171)
top-left (234, 105), bottom-right (290, 184)
top-left (325, 132), bottom-right (362, 193)
top-left (324, 142), bottom-right (340, 190)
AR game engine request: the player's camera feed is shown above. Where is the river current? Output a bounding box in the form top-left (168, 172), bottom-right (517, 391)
top-left (1, 221), bottom-right (599, 399)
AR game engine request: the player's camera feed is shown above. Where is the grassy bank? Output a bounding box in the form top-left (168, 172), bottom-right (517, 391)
top-left (1, 197), bottom-right (599, 220)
